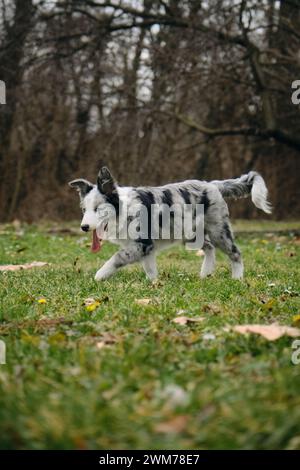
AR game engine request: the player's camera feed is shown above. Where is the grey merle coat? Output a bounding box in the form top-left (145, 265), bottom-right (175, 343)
top-left (69, 168), bottom-right (271, 281)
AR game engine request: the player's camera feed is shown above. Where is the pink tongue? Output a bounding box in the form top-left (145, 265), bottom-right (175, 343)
top-left (91, 230), bottom-right (102, 253)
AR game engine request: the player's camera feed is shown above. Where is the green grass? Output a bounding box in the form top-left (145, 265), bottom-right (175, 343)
top-left (0, 221), bottom-right (300, 450)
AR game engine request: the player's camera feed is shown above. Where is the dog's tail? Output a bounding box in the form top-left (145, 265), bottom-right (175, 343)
top-left (212, 171), bottom-right (272, 214)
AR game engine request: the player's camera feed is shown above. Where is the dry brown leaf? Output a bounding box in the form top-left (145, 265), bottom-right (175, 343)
top-left (184, 332), bottom-right (201, 345)
top-left (100, 332), bottom-right (118, 344)
top-left (203, 303), bottom-right (221, 314)
top-left (135, 298), bottom-right (152, 306)
top-left (0, 261), bottom-right (49, 272)
top-left (0, 317), bottom-right (73, 334)
top-left (154, 415), bottom-right (189, 434)
top-left (232, 323), bottom-right (300, 341)
top-left (172, 316), bottom-right (205, 325)
top-left (95, 333), bottom-right (118, 350)
top-left (151, 280), bottom-right (163, 288)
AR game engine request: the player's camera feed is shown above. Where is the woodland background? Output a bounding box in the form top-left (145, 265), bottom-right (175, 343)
top-left (0, 0), bottom-right (299, 221)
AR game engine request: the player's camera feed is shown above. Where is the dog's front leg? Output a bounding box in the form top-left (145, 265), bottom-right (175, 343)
top-left (141, 252), bottom-right (158, 281)
top-left (95, 243), bottom-right (146, 281)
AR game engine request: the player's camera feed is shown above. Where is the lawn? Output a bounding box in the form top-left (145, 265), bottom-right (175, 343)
top-left (0, 220), bottom-right (300, 450)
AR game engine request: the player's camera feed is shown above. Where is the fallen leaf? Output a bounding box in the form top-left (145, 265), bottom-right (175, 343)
top-left (184, 332), bottom-right (201, 345)
top-left (151, 280), bottom-right (163, 288)
top-left (154, 415), bottom-right (189, 434)
top-left (172, 316), bottom-right (205, 325)
top-left (203, 303), bottom-right (221, 314)
top-left (232, 323), bottom-right (300, 341)
top-left (96, 333), bottom-right (117, 347)
top-left (0, 261), bottom-right (49, 272)
top-left (135, 298), bottom-right (152, 306)
top-left (0, 318), bottom-right (73, 334)
top-left (105, 332), bottom-right (118, 343)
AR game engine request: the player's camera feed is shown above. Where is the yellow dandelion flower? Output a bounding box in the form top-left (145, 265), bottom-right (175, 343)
top-left (292, 314), bottom-right (300, 325)
top-left (86, 301), bottom-right (100, 312)
top-left (38, 298), bottom-right (46, 304)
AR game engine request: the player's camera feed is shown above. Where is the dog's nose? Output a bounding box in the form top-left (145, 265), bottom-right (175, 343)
top-left (81, 224), bottom-right (90, 232)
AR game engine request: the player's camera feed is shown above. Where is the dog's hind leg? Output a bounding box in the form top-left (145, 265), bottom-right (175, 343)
top-left (95, 240), bottom-right (154, 281)
top-left (209, 221), bottom-right (243, 280)
top-left (142, 251), bottom-right (158, 281)
top-left (200, 236), bottom-right (216, 278)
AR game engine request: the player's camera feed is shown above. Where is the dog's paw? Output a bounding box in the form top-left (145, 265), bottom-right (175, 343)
top-left (95, 270), bottom-right (108, 281)
top-left (232, 274), bottom-right (243, 280)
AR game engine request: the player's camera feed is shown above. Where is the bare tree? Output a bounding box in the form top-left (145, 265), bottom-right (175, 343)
top-left (0, 0), bottom-right (299, 220)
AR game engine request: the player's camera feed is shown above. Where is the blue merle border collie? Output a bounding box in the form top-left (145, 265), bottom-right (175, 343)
top-left (69, 167), bottom-right (271, 281)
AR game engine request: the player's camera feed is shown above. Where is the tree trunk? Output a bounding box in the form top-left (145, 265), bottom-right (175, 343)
top-left (0, 0), bottom-right (34, 215)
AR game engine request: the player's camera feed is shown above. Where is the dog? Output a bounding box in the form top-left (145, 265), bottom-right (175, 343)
top-left (69, 167), bottom-right (271, 281)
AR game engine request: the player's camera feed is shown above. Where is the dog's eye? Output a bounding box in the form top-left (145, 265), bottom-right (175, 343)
top-left (94, 207), bottom-right (98, 213)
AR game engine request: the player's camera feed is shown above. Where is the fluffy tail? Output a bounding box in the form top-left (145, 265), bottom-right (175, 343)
top-left (212, 171), bottom-right (272, 214)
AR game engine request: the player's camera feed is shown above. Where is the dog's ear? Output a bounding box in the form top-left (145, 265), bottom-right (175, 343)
top-left (69, 179), bottom-right (93, 197)
top-left (97, 167), bottom-right (116, 195)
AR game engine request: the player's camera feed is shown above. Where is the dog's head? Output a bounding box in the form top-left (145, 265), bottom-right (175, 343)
top-left (69, 167), bottom-right (118, 252)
